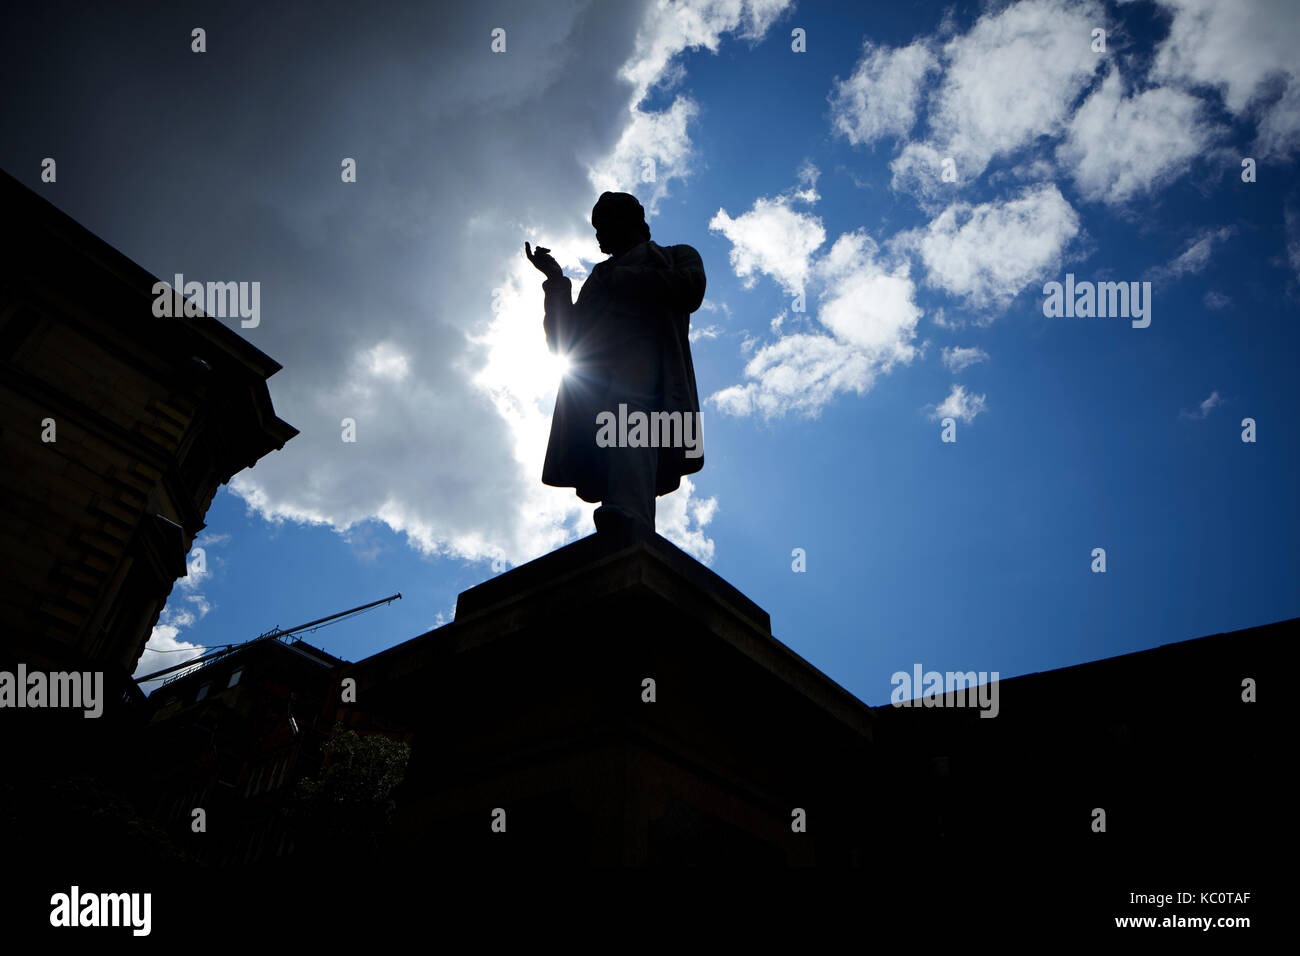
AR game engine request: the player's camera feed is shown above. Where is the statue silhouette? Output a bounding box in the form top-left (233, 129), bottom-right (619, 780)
top-left (526, 192), bottom-right (706, 535)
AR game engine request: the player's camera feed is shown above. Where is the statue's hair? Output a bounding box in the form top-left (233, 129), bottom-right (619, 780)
top-left (593, 191), bottom-right (651, 241)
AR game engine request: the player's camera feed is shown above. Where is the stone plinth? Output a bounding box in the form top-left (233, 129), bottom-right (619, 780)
top-left (349, 527), bottom-right (876, 866)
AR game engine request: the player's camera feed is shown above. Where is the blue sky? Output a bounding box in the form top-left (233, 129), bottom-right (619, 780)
top-left (3, 0), bottom-right (1296, 703)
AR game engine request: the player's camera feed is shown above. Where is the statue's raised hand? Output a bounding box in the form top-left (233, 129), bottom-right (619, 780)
top-left (525, 242), bottom-right (564, 281)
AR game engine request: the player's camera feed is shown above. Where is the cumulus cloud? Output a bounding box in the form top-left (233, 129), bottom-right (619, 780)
top-left (708, 189), bottom-right (826, 295)
top-left (1253, 79), bottom-right (1300, 159)
top-left (711, 333), bottom-right (881, 419)
top-left (618, 0), bottom-right (791, 103)
top-left (830, 0), bottom-right (1296, 213)
top-left (897, 183), bottom-right (1081, 313)
top-left (1059, 69), bottom-right (1221, 205)
top-left (830, 40), bottom-right (938, 146)
top-left (712, 0), bottom-right (1294, 430)
top-left (889, 0), bottom-right (1105, 196)
top-left (837, 0), bottom-right (1299, 207)
top-left (941, 345), bottom-right (989, 372)
top-left (133, 625), bottom-right (207, 696)
top-left (709, 187), bottom-right (922, 418)
top-left (814, 232), bottom-right (921, 361)
top-left (1150, 0), bottom-right (1300, 159)
top-left (131, 531), bottom-right (226, 693)
top-left (588, 94), bottom-right (700, 215)
top-left (592, 0), bottom-right (795, 214)
top-left (713, 0), bottom-right (1297, 426)
top-left (930, 383), bottom-right (988, 424)
top-left (655, 476), bottom-right (718, 564)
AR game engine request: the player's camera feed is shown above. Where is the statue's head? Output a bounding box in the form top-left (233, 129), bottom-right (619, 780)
top-left (592, 192), bottom-right (651, 257)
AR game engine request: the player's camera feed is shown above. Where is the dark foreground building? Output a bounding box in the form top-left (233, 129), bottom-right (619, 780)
top-left (134, 637), bottom-right (348, 866)
top-left (110, 526), bottom-right (1285, 890)
top-left (0, 172), bottom-right (297, 893)
top-left (9, 521), bottom-right (1285, 931)
top-left (335, 528), bottom-right (1286, 891)
top-left (0, 171), bottom-right (297, 705)
top-left (349, 527), bottom-right (876, 867)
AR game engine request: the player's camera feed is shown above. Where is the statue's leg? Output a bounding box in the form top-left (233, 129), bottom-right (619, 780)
top-left (594, 334), bottom-right (661, 534)
top-left (599, 441), bottom-right (656, 532)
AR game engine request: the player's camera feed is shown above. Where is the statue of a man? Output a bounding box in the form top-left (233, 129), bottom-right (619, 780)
top-left (525, 192), bottom-right (706, 536)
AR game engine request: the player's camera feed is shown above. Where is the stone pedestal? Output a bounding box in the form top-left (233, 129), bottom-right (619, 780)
top-left (351, 527), bottom-right (876, 866)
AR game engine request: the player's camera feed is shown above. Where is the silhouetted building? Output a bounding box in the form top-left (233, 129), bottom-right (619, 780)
top-left (134, 638), bottom-right (346, 865)
top-left (870, 617), bottom-right (1285, 886)
top-left (10, 513), bottom-right (1281, 926)
top-left (347, 529), bottom-right (877, 866)
top-left (335, 528), bottom-right (1285, 887)
top-left (0, 170), bottom-right (296, 709)
top-left (0, 171), bottom-right (298, 889)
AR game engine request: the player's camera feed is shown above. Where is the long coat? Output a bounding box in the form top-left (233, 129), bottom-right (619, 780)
top-left (541, 239), bottom-right (706, 503)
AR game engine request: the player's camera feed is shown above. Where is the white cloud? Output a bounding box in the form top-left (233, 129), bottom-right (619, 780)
top-left (698, 298), bottom-right (733, 321)
top-left (1253, 78), bottom-right (1300, 159)
top-left (133, 625), bottom-right (207, 696)
top-left (363, 341), bottom-right (411, 382)
top-left (709, 213), bottom-right (922, 418)
top-left (813, 232), bottom-right (921, 363)
top-left (618, 0), bottom-right (791, 105)
top-left (890, 0), bottom-right (1105, 195)
top-left (1203, 290), bottom-right (1231, 310)
top-left (899, 183), bottom-right (1081, 313)
top-left (830, 40), bottom-right (938, 146)
top-left (588, 94), bottom-right (700, 215)
top-left (928, 306), bottom-right (958, 329)
top-left (655, 476), bottom-right (718, 564)
top-left (941, 345), bottom-right (989, 371)
top-left (174, 530), bottom-right (222, 597)
top-left (1059, 69), bottom-right (1220, 204)
top-left (1150, 0), bottom-right (1300, 159)
top-left (1180, 389), bottom-right (1222, 420)
top-left (711, 333), bottom-right (880, 419)
top-left (930, 383), bottom-right (987, 424)
top-left (1145, 227), bottom-right (1235, 282)
top-left (132, 529), bottom-right (230, 692)
top-left (708, 191), bottom-right (826, 295)
top-left (595, 0), bottom-right (795, 213)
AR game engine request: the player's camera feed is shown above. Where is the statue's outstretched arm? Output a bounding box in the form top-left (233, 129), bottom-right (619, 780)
top-left (541, 275), bottom-right (575, 354)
